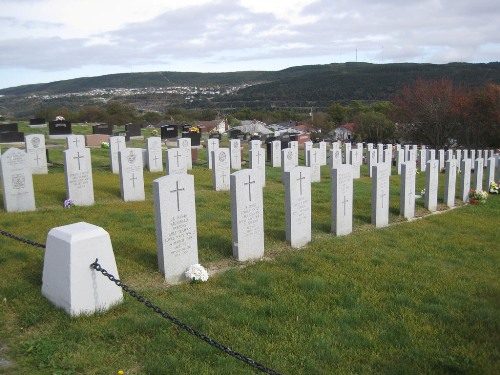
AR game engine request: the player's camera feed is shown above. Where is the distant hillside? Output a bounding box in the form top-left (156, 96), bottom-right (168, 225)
top-left (1, 62), bottom-right (499, 117)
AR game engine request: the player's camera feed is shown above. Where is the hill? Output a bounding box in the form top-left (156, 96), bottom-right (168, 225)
top-left (1, 62), bottom-right (499, 117)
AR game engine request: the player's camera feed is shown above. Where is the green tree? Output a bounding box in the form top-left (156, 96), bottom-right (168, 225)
top-left (353, 111), bottom-right (394, 143)
top-left (105, 101), bottom-right (137, 124)
top-left (78, 106), bottom-right (107, 123)
top-left (328, 103), bottom-right (348, 125)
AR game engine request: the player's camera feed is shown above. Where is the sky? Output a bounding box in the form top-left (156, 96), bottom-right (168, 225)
top-left (1, 0), bottom-right (499, 89)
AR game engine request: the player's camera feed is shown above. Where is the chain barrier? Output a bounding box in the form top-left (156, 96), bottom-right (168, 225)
top-left (1, 229), bottom-right (284, 374)
top-left (91, 259), bottom-right (284, 375)
top-left (0, 229), bottom-right (46, 249)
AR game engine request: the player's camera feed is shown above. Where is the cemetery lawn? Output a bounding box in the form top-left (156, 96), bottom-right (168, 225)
top-left (0, 129), bottom-right (498, 374)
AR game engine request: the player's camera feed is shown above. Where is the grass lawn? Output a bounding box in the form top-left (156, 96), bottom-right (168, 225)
top-left (0, 125), bottom-right (499, 374)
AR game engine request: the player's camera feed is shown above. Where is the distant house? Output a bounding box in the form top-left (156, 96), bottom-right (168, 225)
top-left (195, 119), bottom-right (228, 134)
top-left (232, 120), bottom-right (274, 136)
top-left (333, 123), bottom-right (355, 141)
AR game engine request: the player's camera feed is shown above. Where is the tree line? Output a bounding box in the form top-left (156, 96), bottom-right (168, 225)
top-left (32, 79), bottom-right (499, 149)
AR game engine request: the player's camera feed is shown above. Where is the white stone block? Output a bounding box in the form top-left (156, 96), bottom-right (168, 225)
top-left (42, 222), bottom-right (123, 316)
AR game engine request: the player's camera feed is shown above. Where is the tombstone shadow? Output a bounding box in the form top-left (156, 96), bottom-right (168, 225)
top-left (198, 233), bottom-right (232, 258)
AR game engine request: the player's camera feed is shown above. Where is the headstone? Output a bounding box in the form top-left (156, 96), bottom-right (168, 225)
top-left (0, 148), bottom-right (36, 212)
top-left (460, 158), bottom-right (472, 203)
top-left (367, 148), bottom-right (378, 178)
top-left (411, 145), bottom-right (418, 161)
top-left (284, 166), bottom-right (311, 248)
top-left (92, 123), bottom-right (113, 135)
top-left (331, 164), bottom-right (354, 236)
top-left (146, 137), bottom-right (163, 172)
top-left (160, 125), bottom-right (177, 139)
top-left (0, 122), bottom-right (18, 132)
top-left (400, 161), bottom-right (416, 219)
top-left (395, 149), bottom-right (404, 175)
top-left (443, 159), bottom-right (457, 207)
top-left (271, 140), bottom-right (282, 168)
top-left (230, 169), bottom-right (264, 261)
top-left (29, 118), bottom-right (46, 127)
top-left (473, 158), bottom-right (484, 191)
top-left (249, 147), bottom-right (266, 187)
top-left (281, 148), bottom-right (295, 183)
top-left (153, 174), bottom-right (199, 284)
top-left (288, 141), bottom-right (299, 166)
top-left (125, 123), bottom-right (143, 139)
top-left (42, 222), bottom-right (123, 316)
top-left (404, 145), bottom-right (410, 161)
top-left (470, 150), bottom-right (476, 163)
top-left (63, 147), bottom-right (94, 206)
top-left (48, 120), bottom-right (72, 139)
top-left (66, 134), bottom-right (85, 150)
top-left (350, 148), bottom-right (361, 179)
top-left (329, 148), bottom-right (342, 169)
top-left (438, 149), bottom-right (445, 172)
top-left (424, 159), bottom-right (439, 212)
top-left (166, 148), bottom-right (187, 175)
top-left (229, 139), bottom-right (242, 170)
top-left (250, 140), bottom-right (262, 150)
top-left (206, 138), bottom-right (219, 170)
top-left (318, 141), bottom-right (327, 166)
top-left (426, 149), bottom-right (435, 162)
top-left (118, 148), bottom-right (145, 201)
top-left (307, 148), bottom-right (321, 182)
top-left (303, 141), bottom-right (313, 166)
top-left (85, 134), bottom-right (110, 147)
top-left (109, 136), bottom-right (126, 174)
top-left (25, 134), bottom-right (48, 174)
top-left (486, 157), bottom-right (496, 187)
top-left (212, 148), bottom-right (230, 191)
top-left (356, 143), bottom-right (364, 164)
top-left (445, 149), bottom-right (453, 162)
top-left (372, 163), bottom-right (391, 227)
top-left (345, 143), bottom-right (352, 164)
top-left (419, 148), bottom-right (427, 172)
top-left (377, 143), bottom-right (384, 164)
top-left (177, 138), bottom-right (193, 170)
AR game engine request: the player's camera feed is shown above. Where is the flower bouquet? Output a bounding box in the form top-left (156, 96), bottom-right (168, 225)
top-left (101, 142), bottom-right (110, 149)
top-left (185, 264), bottom-right (209, 283)
top-left (489, 181), bottom-right (499, 194)
top-left (64, 199), bottom-right (75, 208)
top-left (468, 189), bottom-right (488, 204)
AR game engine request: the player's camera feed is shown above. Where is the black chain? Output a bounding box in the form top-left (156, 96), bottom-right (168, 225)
top-left (0, 229), bottom-right (46, 248)
top-left (90, 259), bottom-right (284, 375)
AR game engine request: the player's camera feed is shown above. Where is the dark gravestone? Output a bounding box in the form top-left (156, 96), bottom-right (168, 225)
top-left (0, 131), bottom-right (25, 143)
top-left (93, 123), bottom-right (114, 135)
top-left (251, 134), bottom-right (261, 141)
top-left (209, 133), bottom-right (221, 140)
top-left (0, 123), bottom-right (19, 132)
top-left (161, 125), bottom-right (178, 139)
top-left (265, 137), bottom-right (278, 162)
top-left (125, 123), bottom-right (142, 138)
top-left (48, 121), bottom-right (72, 138)
top-left (289, 134), bottom-right (297, 141)
top-left (182, 125), bottom-right (191, 132)
top-left (228, 129), bottom-right (242, 139)
top-left (189, 132), bottom-right (201, 146)
top-left (29, 118), bottom-right (46, 126)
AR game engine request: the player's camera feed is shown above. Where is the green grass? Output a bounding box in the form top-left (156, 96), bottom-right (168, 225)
top-left (0, 129), bottom-right (499, 374)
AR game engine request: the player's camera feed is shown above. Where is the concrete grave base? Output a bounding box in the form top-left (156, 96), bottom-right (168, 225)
top-left (42, 222), bottom-right (123, 316)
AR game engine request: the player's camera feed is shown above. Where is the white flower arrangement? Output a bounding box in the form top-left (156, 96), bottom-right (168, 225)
top-left (185, 264), bottom-right (209, 282)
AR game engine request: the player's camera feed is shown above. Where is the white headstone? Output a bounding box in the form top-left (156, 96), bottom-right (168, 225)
top-left (118, 148), bottom-right (145, 202)
top-left (460, 158), bottom-right (472, 203)
top-left (400, 161), bottom-right (416, 219)
top-left (425, 159), bottom-right (439, 212)
top-left (350, 148), bottom-right (361, 179)
top-left (25, 134), bottom-right (48, 174)
top-left (64, 147), bottom-right (94, 206)
top-left (166, 148), bottom-right (187, 175)
top-left (153, 174), bottom-right (199, 284)
top-left (212, 148), bottom-right (231, 191)
top-left (372, 163), bottom-right (391, 227)
top-left (288, 141), bottom-right (299, 166)
top-left (443, 159), bottom-right (457, 207)
top-left (250, 139), bottom-right (262, 150)
top-left (229, 139), bottom-right (242, 170)
top-left (230, 169), bottom-right (264, 261)
top-left (177, 138), bottom-right (193, 170)
top-left (377, 143), bottom-right (384, 164)
top-left (473, 158), bottom-right (484, 191)
top-left (42, 222), bottom-right (123, 316)
top-left (345, 143), bottom-right (352, 164)
top-left (249, 147), bottom-right (266, 187)
top-left (438, 149), bottom-right (445, 171)
top-left (395, 149), bottom-right (404, 175)
top-left (66, 134), bottom-right (85, 150)
top-left (419, 148), bottom-right (427, 172)
top-left (329, 148), bottom-right (342, 169)
top-left (282, 148), bottom-right (295, 182)
top-left (284, 166), bottom-right (311, 248)
top-left (271, 140), bottom-right (282, 168)
top-left (109, 136), bottom-right (126, 174)
top-left (303, 142), bottom-right (313, 166)
top-left (146, 137), bottom-right (163, 172)
top-left (367, 148), bottom-right (378, 178)
top-left (0, 148), bottom-right (36, 212)
top-left (486, 157), bottom-right (496, 188)
top-left (206, 138), bottom-right (219, 169)
top-left (331, 164), bottom-right (354, 236)
top-left (318, 141), bottom-right (327, 166)
top-left (306, 149), bottom-right (321, 183)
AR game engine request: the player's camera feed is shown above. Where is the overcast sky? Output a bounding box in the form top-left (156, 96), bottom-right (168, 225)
top-left (1, 0), bottom-right (499, 89)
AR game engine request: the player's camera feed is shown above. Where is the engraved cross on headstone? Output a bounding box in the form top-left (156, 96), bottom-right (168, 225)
top-left (297, 171), bottom-right (305, 195)
top-left (153, 154), bottom-right (159, 166)
top-left (380, 190), bottom-right (387, 208)
top-left (244, 174), bottom-right (256, 201)
top-left (114, 138), bottom-right (123, 150)
top-left (130, 173), bottom-right (137, 188)
top-left (73, 137), bottom-right (80, 148)
top-left (174, 150), bottom-right (182, 167)
top-left (34, 154), bottom-right (41, 166)
top-left (170, 180), bottom-right (185, 212)
top-left (73, 151), bottom-right (84, 171)
top-left (341, 195), bottom-right (349, 216)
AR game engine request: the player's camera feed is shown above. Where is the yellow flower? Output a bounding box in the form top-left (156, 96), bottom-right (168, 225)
top-left (118, 370), bottom-right (124, 375)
